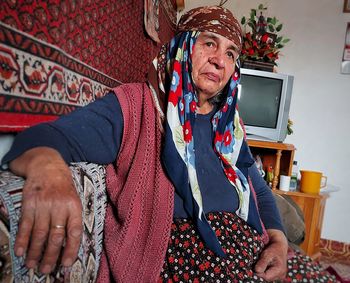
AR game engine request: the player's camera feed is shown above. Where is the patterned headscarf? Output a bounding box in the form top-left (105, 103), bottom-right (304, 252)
top-left (177, 6), bottom-right (243, 53)
top-left (148, 6), bottom-right (262, 257)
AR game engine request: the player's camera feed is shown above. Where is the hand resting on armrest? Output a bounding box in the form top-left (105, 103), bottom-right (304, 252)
top-left (9, 147), bottom-right (82, 274)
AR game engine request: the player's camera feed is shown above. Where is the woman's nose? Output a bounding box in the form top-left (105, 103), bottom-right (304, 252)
top-left (208, 53), bottom-right (225, 69)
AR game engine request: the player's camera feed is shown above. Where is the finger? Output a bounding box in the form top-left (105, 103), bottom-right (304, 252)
top-left (39, 218), bottom-right (67, 274)
top-left (25, 207), bottom-right (51, 269)
top-left (61, 205), bottom-right (82, 267)
top-left (15, 215), bottom-right (34, 257)
top-left (254, 253), bottom-right (270, 274)
top-left (256, 255), bottom-right (286, 281)
top-left (14, 187), bottom-right (36, 257)
top-left (264, 265), bottom-right (285, 281)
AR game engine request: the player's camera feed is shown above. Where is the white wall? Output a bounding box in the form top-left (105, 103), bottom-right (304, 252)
top-left (182, 0), bottom-right (350, 243)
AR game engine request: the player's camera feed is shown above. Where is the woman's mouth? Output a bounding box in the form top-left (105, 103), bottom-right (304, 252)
top-left (203, 72), bottom-right (220, 82)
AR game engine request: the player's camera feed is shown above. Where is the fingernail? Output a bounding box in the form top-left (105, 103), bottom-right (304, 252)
top-left (26, 260), bottom-right (37, 268)
top-left (41, 264), bottom-right (51, 274)
top-left (15, 247), bottom-right (24, 256)
top-left (63, 258), bottom-right (73, 267)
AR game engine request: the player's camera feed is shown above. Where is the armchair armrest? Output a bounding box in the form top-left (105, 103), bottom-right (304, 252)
top-left (0, 162), bottom-right (107, 283)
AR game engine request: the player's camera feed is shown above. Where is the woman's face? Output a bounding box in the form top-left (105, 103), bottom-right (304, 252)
top-left (191, 32), bottom-right (239, 106)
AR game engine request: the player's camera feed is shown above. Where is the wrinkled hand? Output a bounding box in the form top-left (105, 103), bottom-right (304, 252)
top-left (255, 229), bottom-right (288, 282)
top-left (10, 147), bottom-right (82, 274)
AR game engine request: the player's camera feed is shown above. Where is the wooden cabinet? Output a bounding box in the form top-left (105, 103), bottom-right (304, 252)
top-left (247, 140), bottom-right (296, 190)
top-left (247, 139), bottom-right (328, 259)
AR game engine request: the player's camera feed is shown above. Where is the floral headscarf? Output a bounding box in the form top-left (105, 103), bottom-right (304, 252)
top-left (148, 6), bottom-right (263, 257)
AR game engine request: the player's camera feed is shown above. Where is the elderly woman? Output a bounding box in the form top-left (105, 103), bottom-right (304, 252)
top-left (2, 6), bottom-right (335, 283)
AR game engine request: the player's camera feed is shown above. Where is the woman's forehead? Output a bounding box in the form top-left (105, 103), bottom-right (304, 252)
top-left (198, 31), bottom-right (239, 52)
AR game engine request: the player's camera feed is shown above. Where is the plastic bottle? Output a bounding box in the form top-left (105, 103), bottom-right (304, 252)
top-left (289, 161), bottom-right (299, 191)
top-left (266, 165), bottom-right (274, 188)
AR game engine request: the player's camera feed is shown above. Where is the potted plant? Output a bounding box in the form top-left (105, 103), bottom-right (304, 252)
top-left (240, 4), bottom-right (290, 71)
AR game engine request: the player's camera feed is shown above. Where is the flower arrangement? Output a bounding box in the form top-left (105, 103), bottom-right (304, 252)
top-left (240, 4), bottom-right (290, 65)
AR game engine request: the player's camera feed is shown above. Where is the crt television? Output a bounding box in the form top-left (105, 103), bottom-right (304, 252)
top-left (237, 68), bottom-right (294, 142)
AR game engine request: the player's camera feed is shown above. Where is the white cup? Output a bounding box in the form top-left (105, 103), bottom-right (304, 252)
top-left (279, 175), bottom-right (291, 191)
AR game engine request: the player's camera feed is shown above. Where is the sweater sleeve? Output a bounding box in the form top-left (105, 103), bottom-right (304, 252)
top-left (1, 92), bottom-right (123, 165)
top-left (249, 162), bottom-right (285, 232)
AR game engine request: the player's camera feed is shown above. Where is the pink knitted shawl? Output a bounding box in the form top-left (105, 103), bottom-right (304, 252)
top-left (97, 83), bottom-right (174, 282)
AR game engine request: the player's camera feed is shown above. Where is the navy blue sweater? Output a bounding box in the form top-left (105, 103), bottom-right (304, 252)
top-left (2, 92), bottom-right (283, 231)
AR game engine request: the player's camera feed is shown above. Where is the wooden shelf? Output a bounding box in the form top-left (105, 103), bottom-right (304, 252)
top-left (248, 139), bottom-right (296, 151)
top-left (275, 190), bottom-right (327, 199)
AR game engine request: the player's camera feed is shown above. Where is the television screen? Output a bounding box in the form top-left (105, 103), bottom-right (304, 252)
top-left (238, 75), bottom-right (283, 129)
top-left (237, 68), bottom-right (294, 142)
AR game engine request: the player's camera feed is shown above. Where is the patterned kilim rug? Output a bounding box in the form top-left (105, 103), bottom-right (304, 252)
top-left (0, 21), bottom-right (120, 132)
top-left (0, 0), bottom-right (177, 133)
top-left (320, 238), bottom-right (350, 282)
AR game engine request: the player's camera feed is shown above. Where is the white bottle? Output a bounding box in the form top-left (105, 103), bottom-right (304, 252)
top-left (289, 161), bottom-right (299, 191)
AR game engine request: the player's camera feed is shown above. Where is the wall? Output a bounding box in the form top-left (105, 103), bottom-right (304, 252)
top-left (182, 0), bottom-right (350, 243)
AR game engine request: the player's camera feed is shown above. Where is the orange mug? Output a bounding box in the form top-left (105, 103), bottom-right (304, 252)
top-left (300, 170), bottom-right (327, 194)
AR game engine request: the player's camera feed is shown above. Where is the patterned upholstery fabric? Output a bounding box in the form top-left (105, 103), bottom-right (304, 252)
top-left (0, 163), bottom-right (107, 283)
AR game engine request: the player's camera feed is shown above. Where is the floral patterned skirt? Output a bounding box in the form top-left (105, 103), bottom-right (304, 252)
top-left (159, 212), bottom-right (336, 283)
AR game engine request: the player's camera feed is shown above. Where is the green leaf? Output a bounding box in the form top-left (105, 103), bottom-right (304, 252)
top-left (267, 17), bottom-right (272, 23)
top-left (268, 25), bottom-right (275, 32)
top-left (258, 4), bottom-right (264, 10)
top-left (276, 44), bottom-right (284, 49)
top-left (241, 17), bottom-right (246, 25)
top-left (276, 24), bottom-right (283, 32)
top-left (276, 36), bottom-right (283, 43)
top-left (272, 17), bottom-right (277, 25)
top-left (282, 38), bottom-right (290, 43)
top-left (250, 9), bottom-right (257, 17)
top-left (248, 22), bottom-right (255, 29)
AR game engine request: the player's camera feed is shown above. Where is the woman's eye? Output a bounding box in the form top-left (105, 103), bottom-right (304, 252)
top-left (227, 51), bottom-right (236, 60)
top-left (205, 41), bottom-right (215, 47)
